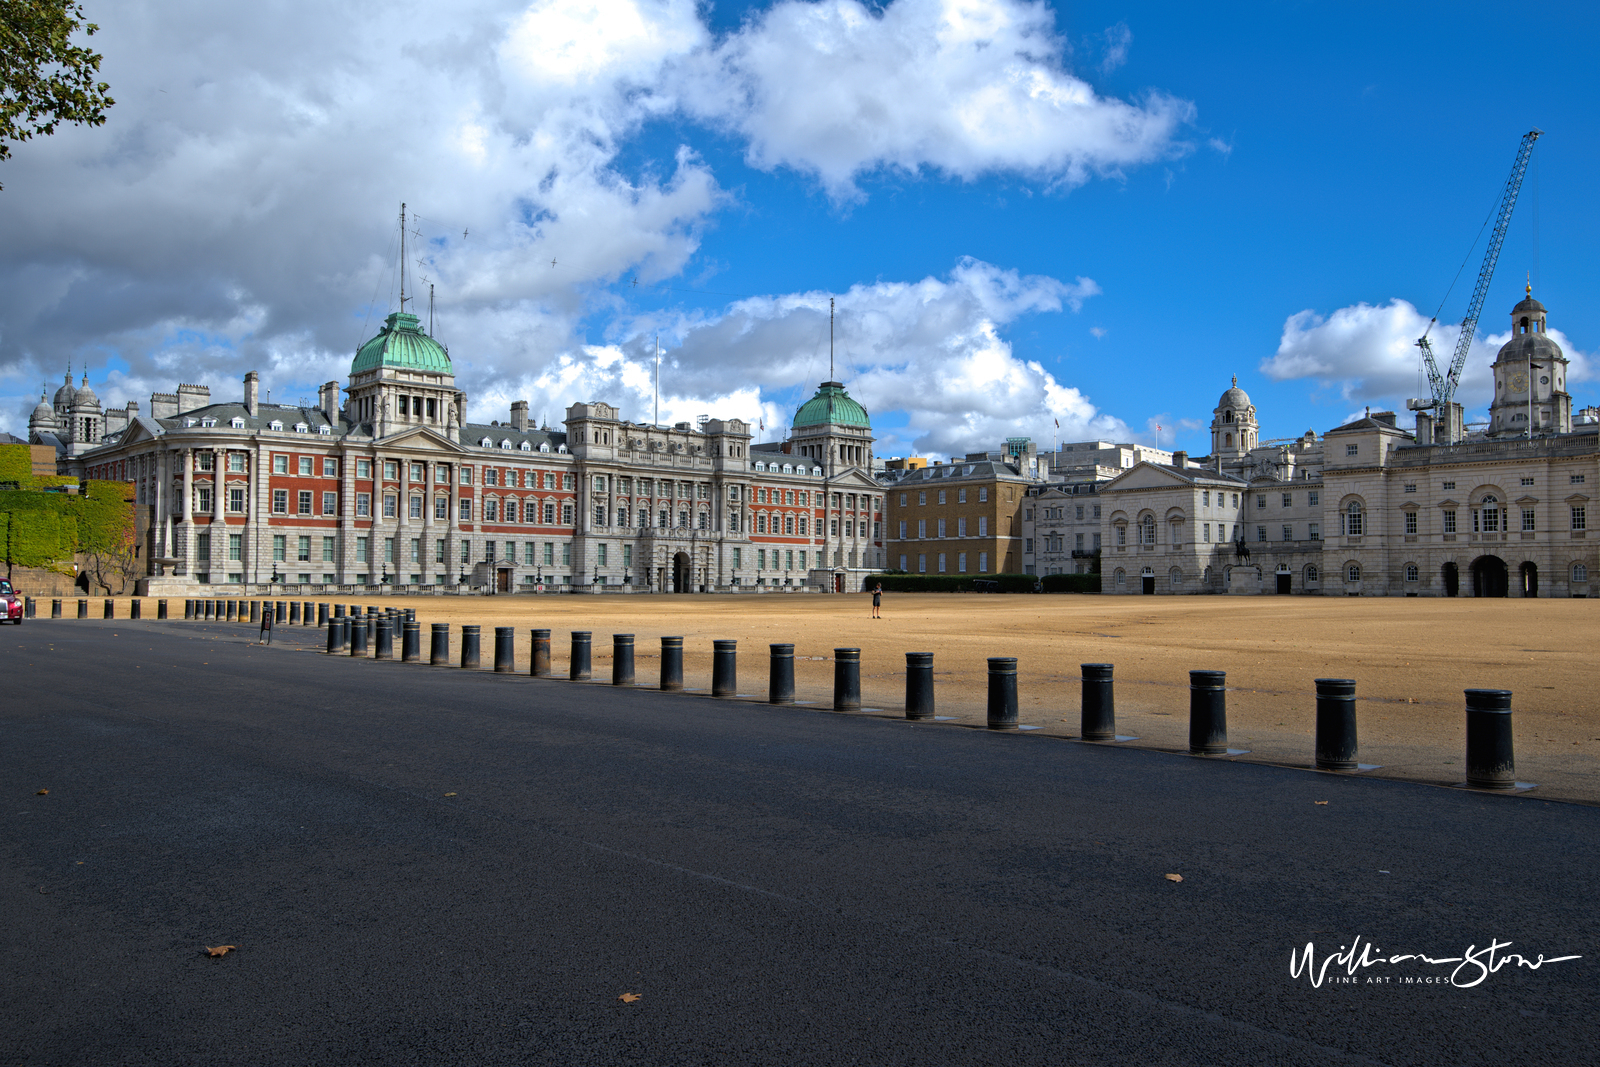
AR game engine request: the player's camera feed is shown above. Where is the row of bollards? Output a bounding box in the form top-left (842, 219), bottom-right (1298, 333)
top-left (28, 597), bottom-right (169, 620)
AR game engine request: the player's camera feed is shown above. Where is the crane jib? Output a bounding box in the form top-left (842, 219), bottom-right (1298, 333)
top-left (1415, 129), bottom-right (1543, 422)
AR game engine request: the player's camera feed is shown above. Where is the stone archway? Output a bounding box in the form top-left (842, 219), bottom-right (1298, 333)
top-left (673, 552), bottom-right (692, 594)
top-left (1471, 555), bottom-right (1508, 598)
top-left (1519, 561), bottom-right (1538, 598)
top-left (1442, 561), bottom-right (1459, 597)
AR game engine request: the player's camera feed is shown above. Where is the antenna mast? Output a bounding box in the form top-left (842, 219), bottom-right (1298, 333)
top-left (398, 203), bottom-right (408, 313)
top-left (654, 333), bottom-right (660, 427)
top-left (429, 283), bottom-right (435, 337)
top-left (829, 297), bottom-right (835, 381)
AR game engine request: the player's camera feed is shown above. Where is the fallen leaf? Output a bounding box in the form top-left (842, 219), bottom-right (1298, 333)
top-left (617, 992), bottom-right (641, 1003)
top-left (1164, 873), bottom-right (1183, 883)
top-left (1313, 800), bottom-right (1329, 806)
top-left (443, 792), bottom-right (457, 797)
top-left (204, 945), bottom-right (237, 958)
top-left (36, 789), bottom-right (48, 795)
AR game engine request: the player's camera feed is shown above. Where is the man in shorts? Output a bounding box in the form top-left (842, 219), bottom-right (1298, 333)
top-left (871, 584), bottom-right (882, 619)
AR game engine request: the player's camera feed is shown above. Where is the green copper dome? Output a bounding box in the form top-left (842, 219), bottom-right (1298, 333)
top-left (352, 312), bottom-right (453, 376)
top-left (792, 381), bottom-right (870, 429)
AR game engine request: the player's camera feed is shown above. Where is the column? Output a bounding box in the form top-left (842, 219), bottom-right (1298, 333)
top-left (180, 447), bottom-right (194, 576)
top-left (339, 449), bottom-right (356, 584)
top-left (420, 459), bottom-right (433, 584)
top-left (212, 448), bottom-right (224, 524)
top-left (247, 442), bottom-right (262, 584)
top-left (449, 462), bottom-right (460, 582)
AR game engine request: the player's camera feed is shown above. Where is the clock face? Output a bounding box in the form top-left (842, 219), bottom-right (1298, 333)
top-left (1511, 372), bottom-right (1529, 391)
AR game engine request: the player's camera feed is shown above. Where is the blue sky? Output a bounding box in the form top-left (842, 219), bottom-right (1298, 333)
top-left (3, 0), bottom-right (1596, 459)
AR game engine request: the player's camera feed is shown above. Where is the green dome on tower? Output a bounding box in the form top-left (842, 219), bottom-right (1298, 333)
top-left (352, 312), bottom-right (453, 376)
top-left (792, 381), bottom-right (870, 429)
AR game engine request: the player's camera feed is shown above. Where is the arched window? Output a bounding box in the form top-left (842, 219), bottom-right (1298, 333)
top-left (1306, 564), bottom-right (1319, 583)
top-left (1520, 316), bottom-right (1530, 334)
top-left (1347, 564), bottom-right (1361, 583)
top-left (1141, 516), bottom-right (1156, 545)
top-left (1203, 566), bottom-right (1213, 584)
top-left (1573, 563), bottom-right (1588, 583)
top-left (1479, 494), bottom-right (1500, 533)
top-left (1405, 564), bottom-right (1419, 582)
top-left (1114, 568), bottom-right (1126, 587)
top-left (1344, 501), bottom-right (1363, 537)
top-left (1169, 567), bottom-right (1182, 585)
top-left (1224, 411), bottom-right (1233, 423)
top-left (1224, 433), bottom-right (1232, 446)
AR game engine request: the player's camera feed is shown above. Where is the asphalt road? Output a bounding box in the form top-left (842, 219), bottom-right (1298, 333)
top-left (3, 619), bottom-right (1595, 1066)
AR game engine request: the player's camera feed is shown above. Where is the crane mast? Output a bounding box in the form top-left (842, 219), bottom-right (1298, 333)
top-left (1410, 129), bottom-right (1542, 443)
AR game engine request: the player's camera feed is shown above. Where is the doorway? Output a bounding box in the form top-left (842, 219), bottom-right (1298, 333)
top-left (1519, 561), bottom-right (1538, 597)
top-left (1140, 567), bottom-right (1155, 595)
top-left (673, 552), bottom-right (692, 594)
top-left (1471, 556), bottom-right (1508, 598)
top-left (1276, 571), bottom-right (1291, 594)
top-left (1442, 561), bottom-right (1459, 597)
top-left (496, 569), bottom-right (510, 593)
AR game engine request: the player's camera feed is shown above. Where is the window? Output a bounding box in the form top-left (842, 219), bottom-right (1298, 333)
top-left (323, 491), bottom-right (337, 515)
top-left (1404, 511), bottom-right (1417, 535)
top-left (937, 553), bottom-right (947, 573)
top-left (1344, 502), bottom-right (1363, 537)
top-left (486, 469), bottom-right (499, 487)
top-left (1281, 493), bottom-right (1292, 508)
top-left (1256, 495), bottom-right (1266, 509)
top-left (1256, 526), bottom-right (1266, 542)
top-left (1443, 510), bottom-right (1456, 534)
top-left (299, 456), bottom-right (313, 476)
top-left (1442, 481), bottom-right (1455, 490)
top-left (484, 541), bottom-right (495, 563)
top-left (323, 536), bottom-right (336, 562)
top-left (978, 488), bottom-right (988, 502)
top-left (1572, 506), bottom-right (1587, 531)
top-left (1522, 509), bottom-right (1536, 532)
top-left (1024, 539), bottom-right (1032, 554)
top-left (1283, 525), bottom-right (1293, 542)
top-left (485, 500), bottom-right (499, 522)
top-left (356, 537), bottom-right (369, 562)
top-left (272, 535), bottom-right (286, 561)
top-left (958, 489), bottom-right (967, 504)
top-left (228, 487), bottom-right (245, 513)
top-left (1573, 564), bottom-right (1588, 582)
top-left (1203, 524), bottom-right (1211, 543)
top-left (409, 496), bottom-right (422, 519)
top-left (196, 533), bottom-right (211, 561)
top-left (272, 489), bottom-right (287, 514)
top-left (1346, 444), bottom-right (1358, 456)
top-left (1307, 491), bottom-right (1318, 507)
top-left (979, 551), bottom-right (988, 572)
top-left (437, 466), bottom-right (451, 484)
top-left (1307, 565), bottom-right (1318, 582)
top-left (227, 453), bottom-right (245, 473)
top-left (1572, 475), bottom-right (1587, 485)
top-left (917, 553), bottom-right (926, 573)
top-left (228, 533), bottom-right (243, 561)
top-left (1405, 564), bottom-right (1419, 582)
top-left (1201, 491), bottom-right (1210, 508)
top-left (899, 494), bottom-right (907, 506)
top-left (917, 492), bottom-right (926, 506)
top-left (270, 454), bottom-right (287, 476)
top-left (1114, 568), bottom-right (1125, 587)
top-left (1142, 517), bottom-right (1156, 545)
top-left (979, 517), bottom-right (988, 537)
top-left (1347, 564), bottom-right (1361, 583)
top-left (597, 543), bottom-right (607, 566)
top-left (898, 521), bottom-right (907, 539)
top-left (297, 490), bottom-right (312, 515)
top-left (1481, 497), bottom-right (1500, 533)
top-left (957, 518), bottom-right (967, 538)
top-left (297, 536), bottom-right (311, 563)
top-left (937, 490), bottom-right (946, 505)
top-left (544, 543), bottom-right (554, 566)
top-left (322, 458), bottom-right (336, 478)
top-left (1521, 477), bottom-right (1536, 487)
top-left (436, 539), bottom-right (447, 563)
top-left (917, 519), bottom-right (926, 539)
top-left (1093, 505), bottom-right (1101, 519)
top-left (1116, 525), bottom-right (1126, 546)
top-left (463, 468), bottom-right (474, 486)
top-left (459, 499), bottom-right (472, 521)
top-left (1309, 523), bottom-right (1320, 541)
top-left (382, 494), bottom-right (396, 518)
top-left (461, 541), bottom-right (471, 563)
top-left (937, 518), bottom-right (946, 538)
top-left (562, 504), bottom-right (574, 525)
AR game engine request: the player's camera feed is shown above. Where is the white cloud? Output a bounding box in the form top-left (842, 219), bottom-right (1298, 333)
top-left (676, 0), bottom-right (1191, 197)
top-left (1098, 22), bottom-right (1133, 74)
top-left (0, 0), bottom-right (1191, 439)
top-left (1259, 298), bottom-right (1593, 420)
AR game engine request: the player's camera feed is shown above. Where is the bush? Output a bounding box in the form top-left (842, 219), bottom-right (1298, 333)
top-left (1041, 573), bottom-right (1101, 594)
top-left (860, 572), bottom-right (1099, 594)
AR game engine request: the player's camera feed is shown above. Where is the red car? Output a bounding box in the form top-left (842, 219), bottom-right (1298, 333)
top-left (0, 579), bottom-right (21, 624)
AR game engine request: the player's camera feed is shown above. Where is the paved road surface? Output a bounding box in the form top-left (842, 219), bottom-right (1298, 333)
top-left (3, 619), bottom-right (1595, 1065)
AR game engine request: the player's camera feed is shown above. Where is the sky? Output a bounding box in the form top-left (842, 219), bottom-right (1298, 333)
top-left (3, 0), bottom-right (1598, 461)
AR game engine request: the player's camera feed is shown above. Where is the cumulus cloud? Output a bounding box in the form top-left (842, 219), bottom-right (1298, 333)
top-left (0, 0), bottom-right (1190, 441)
top-left (677, 0), bottom-right (1190, 197)
top-left (1260, 298), bottom-right (1593, 420)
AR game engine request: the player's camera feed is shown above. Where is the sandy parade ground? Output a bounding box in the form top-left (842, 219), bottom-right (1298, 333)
top-left (229, 589), bottom-right (1600, 805)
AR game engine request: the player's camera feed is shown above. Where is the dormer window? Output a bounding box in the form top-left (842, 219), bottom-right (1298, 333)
top-left (754, 461), bottom-right (766, 471)
top-left (557, 444), bottom-right (568, 454)
top-left (539, 442), bottom-right (550, 453)
top-left (520, 441), bottom-right (531, 452)
top-left (200, 417), bottom-right (217, 428)
top-left (500, 439), bottom-right (512, 450)
top-left (230, 417), bottom-right (246, 429)
top-left (294, 423), bottom-right (308, 433)
top-left (480, 437), bottom-right (493, 447)
top-left (317, 425), bottom-right (331, 435)
top-left (269, 420), bottom-right (283, 431)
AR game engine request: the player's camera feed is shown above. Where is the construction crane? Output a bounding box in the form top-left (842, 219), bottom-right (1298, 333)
top-left (1409, 129), bottom-right (1542, 442)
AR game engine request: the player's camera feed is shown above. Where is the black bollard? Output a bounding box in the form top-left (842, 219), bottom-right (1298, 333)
top-left (1189, 670), bottom-right (1228, 755)
top-left (289, 601), bottom-right (301, 625)
top-left (204, 600), bottom-right (213, 620)
top-left (334, 604), bottom-right (345, 619)
top-left (987, 657), bottom-right (1019, 730)
top-left (660, 636), bottom-right (683, 690)
top-left (569, 631), bottom-right (592, 681)
top-left (712, 640), bottom-right (737, 697)
top-left (227, 600), bottom-right (238, 622)
top-left (405, 608), bottom-right (415, 623)
top-left (1465, 689), bottom-right (1516, 789)
top-left (402, 620), bottom-right (420, 662)
top-left (250, 600), bottom-right (260, 624)
top-left (374, 616), bottom-right (393, 659)
top-left (104, 598), bottom-right (115, 620)
top-left (531, 628), bottom-right (552, 677)
top-left (613, 634), bottom-right (635, 685)
top-left (157, 598), bottom-right (167, 620)
top-left (317, 603), bottom-right (328, 626)
top-left (905, 652), bottom-right (935, 720)
top-left (1081, 663), bottom-right (1116, 741)
top-left (430, 623), bottom-right (449, 665)
top-left (494, 627), bottom-right (515, 673)
top-left (833, 648), bottom-right (861, 711)
top-left (1314, 678), bottom-right (1359, 771)
top-left (24, 597), bottom-right (34, 618)
top-left (130, 599), bottom-right (141, 620)
top-left (51, 598), bottom-right (62, 618)
top-left (326, 618), bottom-right (342, 654)
top-left (460, 625), bottom-right (480, 669)
top-left (769, 644), bottom-right (795, 705)
top-left (183, 599), bottom-right (192, 619)
top-left (366, 611), bottom-right (376, 648)
top-left (302, 601), bottom-right (313, 626)
top-left (78, 598), bottom-right (88, 619)
top-left (349, 615), bottom-right (368, 656)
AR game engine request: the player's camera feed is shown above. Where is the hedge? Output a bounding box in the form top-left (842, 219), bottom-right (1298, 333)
top-left (0, 479), bottom-right (134, 568)
top-left (861, 572), bottom-right (1101, 594)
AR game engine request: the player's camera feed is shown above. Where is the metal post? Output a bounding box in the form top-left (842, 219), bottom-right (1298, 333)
top-left (1465, 689), bottom-right (1516, 789)
top-left (712, 639), bottom-right (737, 697)
top-left (833, 648), bottom-right (861, 711)
top-left (228, 600), bottom-right (238, 622)
top-left (24, 597), bottom-right (34, 618)
top-left (51, 598), bottom-right (62, 619)
top-left (905, 652), bottom-right (934, 720)
top-left (460, 625), bottom-right (481, 669)
top-left (1189, 670), bottom-right (1228, 755)
top-left (104, 598), bottom-right (115, 620)
top-left (366, 611), bottom-right (376, 648)
top-left (660, 636), bottom-right (683, 690)
top-left (531, 628), bottom-right (552, 677)
top-left (1314, 678), bottom-right (1359, 771)
top-left (317, 603), bottom-right (328, 626)
top-left (770, 643), bottom-right (795, 705)
top-left (278, 600), bottom-right (289, 625)
top-left (302, 601), bottom-right (313, 626)
top-left (405, 608), bottom-right (415, 623)
top-left (1081, 663), bottom-right (1115, 740)
top-left (569, 631), bottom-right (592, 680)
top-left (430, 623), bottom-right (449, 665)
top-left (204, 600), bottom-right (214, 620)
top-left (349, 615), bottom-right (368, 656)
top-left (374, 616), bottom-right (393, 659)
top-left (130, 599), bottom-right (141, 620)
top-left (494, 626), bottom-right (515, 673)
top-left (78, 598), bottom-right (88, 619)
top-left (250, 600), bottom-right (260, 624)
top-left (289, 601), bottom-right (301, 625)
top-left (327, 619), bottom-right (342, 654)
top-left (402, 621), bottom-right (420, 662)
top-left (182, 599), bottom-right (192, 619)
top-left (613, 634), bottom-right (635, 685)
top-left (157, 599), bottom-right (168, 620)
top-left (334, 604), bottom-right (345, 619)
top-left (987, 657), bottom-right (1018, 730)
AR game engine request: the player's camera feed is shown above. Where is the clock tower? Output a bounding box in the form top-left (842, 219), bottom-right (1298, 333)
top-left (1487, 286), bottom-right (1571, 437)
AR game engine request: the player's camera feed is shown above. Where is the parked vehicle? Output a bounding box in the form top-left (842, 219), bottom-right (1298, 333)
top-left (0, 579), bottom-right (21, 624)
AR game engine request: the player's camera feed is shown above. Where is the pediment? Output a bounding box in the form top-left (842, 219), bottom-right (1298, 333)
top-left (377, 425), bottom-right (469, 453)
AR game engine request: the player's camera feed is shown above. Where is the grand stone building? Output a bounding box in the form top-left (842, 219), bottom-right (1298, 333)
top-left (50, 310), bottom-right (885, 595)
top-left (1100, 293), bottom-right (1599, 596)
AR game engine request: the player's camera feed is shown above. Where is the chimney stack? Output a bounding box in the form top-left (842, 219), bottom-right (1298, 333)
top-left (319, 382), bottom-right (339, 424)
top-left (1172, 450), bottom-right (1188, 468)
top-left (244, 371), bottom-right (259, 417)
top-left (175, 383), bottom-right (210, 415)
top-left (510, 400), bottom-right (529, 432)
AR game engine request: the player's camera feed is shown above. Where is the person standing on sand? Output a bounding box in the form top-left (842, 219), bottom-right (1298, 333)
top-left (871, 584), bottom-right (883, 619)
